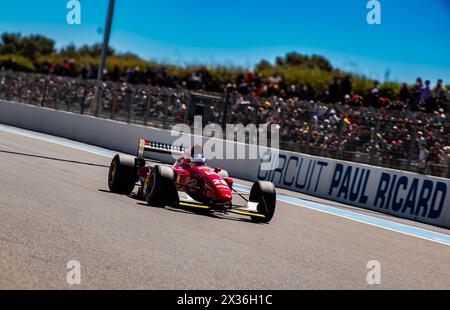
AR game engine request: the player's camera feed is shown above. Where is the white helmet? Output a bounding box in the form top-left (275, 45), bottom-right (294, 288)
top-left (192, 153), bottom-right (206, 166)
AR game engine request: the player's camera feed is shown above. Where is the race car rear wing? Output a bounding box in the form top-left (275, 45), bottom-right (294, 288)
top-left (137, 139), bottom-right (186, 160)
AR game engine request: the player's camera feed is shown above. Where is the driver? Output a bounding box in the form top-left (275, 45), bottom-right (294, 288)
top-left (190, 145), bottom-right (206, 167)
top-left (191, 153), bottom-right (206, 166)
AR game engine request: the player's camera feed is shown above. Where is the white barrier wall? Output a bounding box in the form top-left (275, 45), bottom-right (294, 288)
top-left (255, 150), bottom-right (450, 228)
top-left (1, 100), bottom-right (450, 228)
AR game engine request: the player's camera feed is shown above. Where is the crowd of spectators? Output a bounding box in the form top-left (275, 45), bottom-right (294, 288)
top-left (225, 74), bottom-right (450, 173)
top-left (33, 59), bottom-right (450, 114)
top-left (229, 93), bottom-right (449, 169)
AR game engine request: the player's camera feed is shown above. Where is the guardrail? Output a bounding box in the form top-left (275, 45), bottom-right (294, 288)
top-left (0, 70), bottom-right (449, 178)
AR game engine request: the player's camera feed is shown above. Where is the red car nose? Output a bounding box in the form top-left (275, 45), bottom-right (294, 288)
top-left (216, 187), bottom-right (232, 202)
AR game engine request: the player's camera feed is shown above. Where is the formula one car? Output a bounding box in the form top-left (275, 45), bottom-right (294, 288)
top-left (107, 139), bottom-right (277, 223)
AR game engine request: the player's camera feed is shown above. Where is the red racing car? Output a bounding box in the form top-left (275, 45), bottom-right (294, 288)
top-left (107, 139), bottom-right (277, 223)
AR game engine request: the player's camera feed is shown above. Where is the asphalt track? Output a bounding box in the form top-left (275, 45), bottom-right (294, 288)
top-left (1, 125), bottom-right (450, 289)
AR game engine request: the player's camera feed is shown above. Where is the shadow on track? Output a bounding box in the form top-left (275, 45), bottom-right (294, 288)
top-left (0, 149), bottom-right (109, 168)
top-left (137, 202), bottom-right (254, 223)
top-left (99, 189), bottom-right (254, 223)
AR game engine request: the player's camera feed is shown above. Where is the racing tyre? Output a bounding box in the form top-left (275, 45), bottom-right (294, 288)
top-left (249, 181), bottom-right (276, 223)
top-left (146, 165), bottom-right (179, 207)
top-left (108, 154), bottom-right (137, 195)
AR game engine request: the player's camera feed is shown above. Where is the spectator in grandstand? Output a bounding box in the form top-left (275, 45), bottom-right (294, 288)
top-left (418, 143), bottom-right (429, 163)
top-left (371, 80), bottom-right (380, 95)
top-left (143, 67), bottom-right (156, 85)
top-left (2, 58), bottom-right (17, 71)
top-left (189, 70), bottom-right (203, 90)
top-left (447, 89), bottom-right (450, 114)
top-left (126, 66), bottom-right (140, 84)
top-left (422, 80), bottom-right (433, 112)
top-left (433, 79), bottom-right (446, 99)
top-left (340, 76), bottom-right (352, 101)
top-left (349, 94), bottom-right (364, 107)
top-left (399, 83), bottom-right (411, 104)
top-left (432, 79), bottom-right (447, 112)
top-left (110, 64), bottom-right (120, 82)
top-left (366, 81), bottom-right (380, 108)
top-left (286, 84), bottom-right (298, 98)
top-left (427, 142), bottom-right (446, 165)
top-left (411, 78), bottom-right (423, 113)
top-left (329, 77), bottom-right (340, 103)
top-left (80, 64), bottom-right (96, 80)
top-left (298, 85), bottom-right (310, 101)
top-left (176, 101), bottom-right (187, 123)
top-left (153, 67), bottom-right (169, 87)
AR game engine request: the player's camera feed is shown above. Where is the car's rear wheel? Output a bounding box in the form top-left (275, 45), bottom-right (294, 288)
top-left (249, 181), bottom-right (276, 223)
top-left (108, 154), bottom-right (137, 195)
top-left (146, 165), bottom-right (179, 207)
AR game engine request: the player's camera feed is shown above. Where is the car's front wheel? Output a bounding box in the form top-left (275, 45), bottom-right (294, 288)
top-left (249, 181), bottom-right (276, 223)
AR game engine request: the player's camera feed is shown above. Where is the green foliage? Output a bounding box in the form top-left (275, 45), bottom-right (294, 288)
top-left (107, 54), bottom-right (155, 71)
top-left (36, 54), bottom-right (97, 72)
top-left (351, 77), bottom-right (375, 95)
top-left (275, 52), bottom-right (333, 71)
top-left (284, 67), bottom-right (334, 90)
top-left (0, 33), bottom-right (54, 62)
top-left (77, 43), bottom-right (116, 58)
top-left (0, 54), bottom-right (35, 71)
top-left (58, 43), bottom-right (78, 58)
top-left (255, 59), bottom-right (272, 73)
top-left (0, 32), bottom-right (405, 97)
top-left (380, 82), bottom-right (402, 99)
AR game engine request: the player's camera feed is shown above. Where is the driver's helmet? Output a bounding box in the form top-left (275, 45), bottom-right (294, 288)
top-left (191, 153), bottom-right (206, 166)
top-left (190, 145), bottom-right (206, 166)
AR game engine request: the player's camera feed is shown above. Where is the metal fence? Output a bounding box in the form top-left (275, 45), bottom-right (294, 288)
top-left (1, 70), bottom-right (449, 178)
top-left (0, 71), bottom-right (192, 130)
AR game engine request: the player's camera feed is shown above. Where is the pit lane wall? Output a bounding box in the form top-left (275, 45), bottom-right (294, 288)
top-left (1, 100), bottom-right (450, 229)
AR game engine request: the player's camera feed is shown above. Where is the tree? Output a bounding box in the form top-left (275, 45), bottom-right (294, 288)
top-left (21, 34), bottom-right (55, 60)
top-left (255, 59), bottom-right (272, 72)
top-left (285, 52), bottom-right (308, 66)
top-left (60, 43), bottom-right (78, 57)
top-left (0, 33), bottom-right (21, 54)
top-left (269, 52), bottom-right (333, 72)
top-left (0, 33), bottom-right (54, 62)
top-left (309, 55), bottom-right (333, 72)
top-left (78, 43), bottom-right (115, 57)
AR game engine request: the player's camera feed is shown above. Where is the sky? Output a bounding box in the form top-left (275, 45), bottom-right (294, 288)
top-left (0, 0), bottom-right (449, 84)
